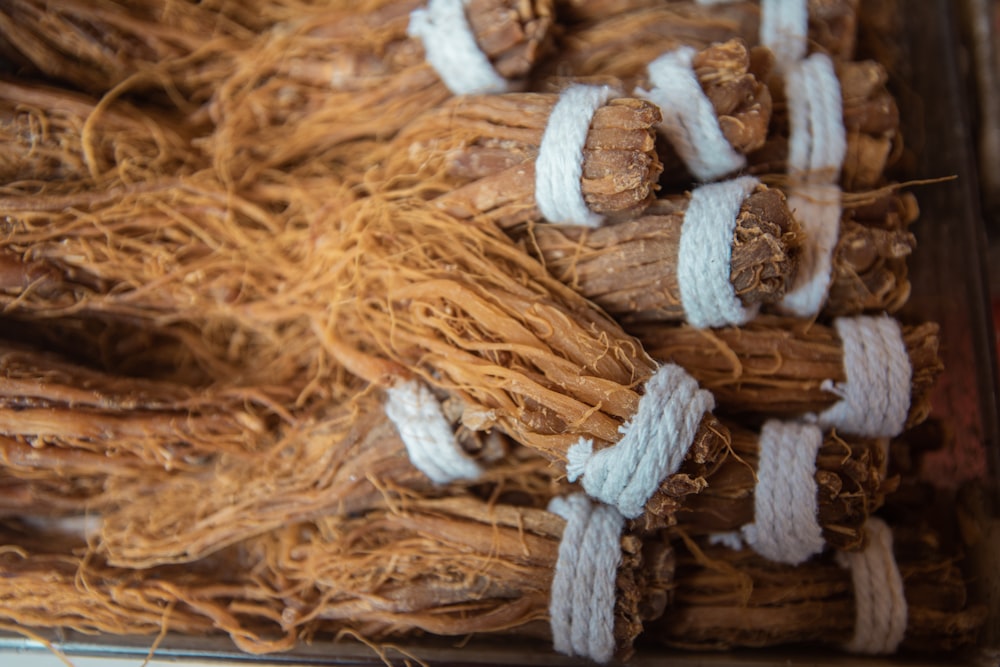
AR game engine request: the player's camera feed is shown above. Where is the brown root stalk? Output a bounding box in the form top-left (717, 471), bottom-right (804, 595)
top-left (519, 186), bottom-right (799, 323)
top-left (677, 423), bottom-right (891, 551)
top-left (653, 523), bottom-right (986, 652)
top-left (255, 496), bottom-right (674, 660)
top-left (381, 93), bottom-right (662, 225)
top-left (203, 0), bottom-right (555, 183)
top-left (320, 196), bottom-right (730, 524)
top-left (634, 315), bottom-right (942, 429)
top-left (824, 189), bottom-right (918, 315)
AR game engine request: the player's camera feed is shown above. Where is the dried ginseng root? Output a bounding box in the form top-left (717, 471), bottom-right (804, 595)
top-left (0, 170), bottom-right (360, 400)
top-left (0, 525), bottom-right (296, 654)
top-left (653, 518), bottom-right (986, 654)
top-left (95, 391), bottom-right (544, 568)
top-left (0, 0), bottom-right (252, 99)
top-left (676, 420), bottom-right (891, 554)
top-left (635, 315), bottom-right (943, 439)
top-left (378, 89), bottom-right (663, 225)
top-left (256, 494), bottom-right (674, 662)
top-left (823, 189), bottom-right (917, 316)
top-left (320, 195), bottom-right (730, 524)
top-left (750, 58), bottom-right (901, 191)
top-left (529, 38), bottom-right (774, 185)
top-left (516, 184), bottom-right (799, 326)
top-left (0, 79), bottom-right (199, 187)
top-left (204, 0), bottom-right (555, 182)
top-left (545, 0), bottom-right (859, 80)
top-left (0, 341), bottom-right (281, 469)
top-left (0, 339), bottom-right (292, 519)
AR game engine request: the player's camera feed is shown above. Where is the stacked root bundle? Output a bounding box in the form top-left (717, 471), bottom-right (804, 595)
top-left (0, 0), bottom-right (986, 664)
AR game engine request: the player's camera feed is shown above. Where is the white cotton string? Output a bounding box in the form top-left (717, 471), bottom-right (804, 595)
top-left (548, 493), bottom-right (625, 664)
top-left (407, 0), bottom-right (509, 95)
top-left (778, 54), bottom-right (847, 317)
top-left (760, 0), bottom-right (809, 72)
top-left (677, 176), bottom-right (762, 328)
top-left (814, 315), bottom-right (912, 438)
top-left (384, 378), bottom-right (483, 484)
top-left (741, 420), bottom-right (825, 565)
top-left (708, 531), bottom-right (746, 551)
top-left (836, 518), bottom-right (908, 654)
top-left (535, 84), bottom-right (614, 226)
top-left (566, 364), bottom-right (714, 519)
top-left (787, 54), bottom-right (847, 180)
top-left (636, 47), bottom-right (746, 182)
top-left (777, 183), bottom-right (841, 316)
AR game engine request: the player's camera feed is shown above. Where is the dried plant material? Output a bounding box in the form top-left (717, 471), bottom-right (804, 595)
top-left (678, 424), bottom-right (891, 551)
top-left (553, 0), bottom-right (860, 61)
top-left (653, 522), bottom-right (986, 652)
top-left (0, 528), bottom-right (296, 654)
top-left (97, 391), bottom-right (512, 569)
top-left (203, 0), bottom-right (555, 182)
top-left (749, 59), bottom-right (901, 190)
top-left (378, 92), bottom-right (663, 224)
top-left (0, 79), bottom-right (199, 186)
top-left (634, 315), bottom-right (942, 429)
top-left (823, 189), bottom-right (917, 315)
top-left (533, 38), bottom-right (773, 181)
top-left (256, 496), bottom-right (674, 660)
top-left (0, 340), bottom-right (293, 517)
top-left (0, 171), bottom-right (360, 402)
top-left (0, 340), bottom-right (282, 469)
top-left (320, 195), bottom-right (729, 523)
top-left (518, 187), bottom-right (799, 323)
top-left (0, 0), bottom-right (251, 99)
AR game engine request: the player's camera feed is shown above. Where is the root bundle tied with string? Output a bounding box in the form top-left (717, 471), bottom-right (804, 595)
top-left (319, 195), bottom-right (730, 523)
top-left (253, 494), bottom-right (673, 662)
top-left (653, 517), bottom-right (985, 654)
top-left (675, 419), bottom-right (890, 554)
top-left (519, 183), bottom-right (800, 326)
top-left (543, 1), bottom-right (858, 83)
top-left (202, 0), bottom-right (555, 182)
top-left (749, 58), bottom-right (900, 191)
top-left (384, 88), bottom-right (663, 227)
top-left (634, 314), bottom-right (941, 437)
top-left (94, 391), bottom-right (549, 569)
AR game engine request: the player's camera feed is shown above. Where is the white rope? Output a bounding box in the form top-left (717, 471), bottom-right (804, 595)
top-left (741, 420), bottom-right (825, 565)
top-left (836, 517), bottom-right (908, 654)
top-left (535, 84), bottom-right (614, 226)
top-left (777, 183), bottom-right (841, 316)
top-left (384, 378), bottom-right (483, 484)
top-left (678, 176), bottom-right (762, 328)
top-left (708, 531), bottom-right (746, 551)
top-left (407, 0), bottom-right (509, 95)
top-left (566, 364), bottom-right (714, 519)
top-left (814, 315), bottom-right (912, 438)
top-left (777, 54), bottom-right (847, 317)
top-left (548, 493), bottom-right (625, 664)
top-left (787, 54), bottom-right (847, 180)
top-left (760, 0), bottom-right (809, 72)
top-left (636, 47), bottom-right (746, 182)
